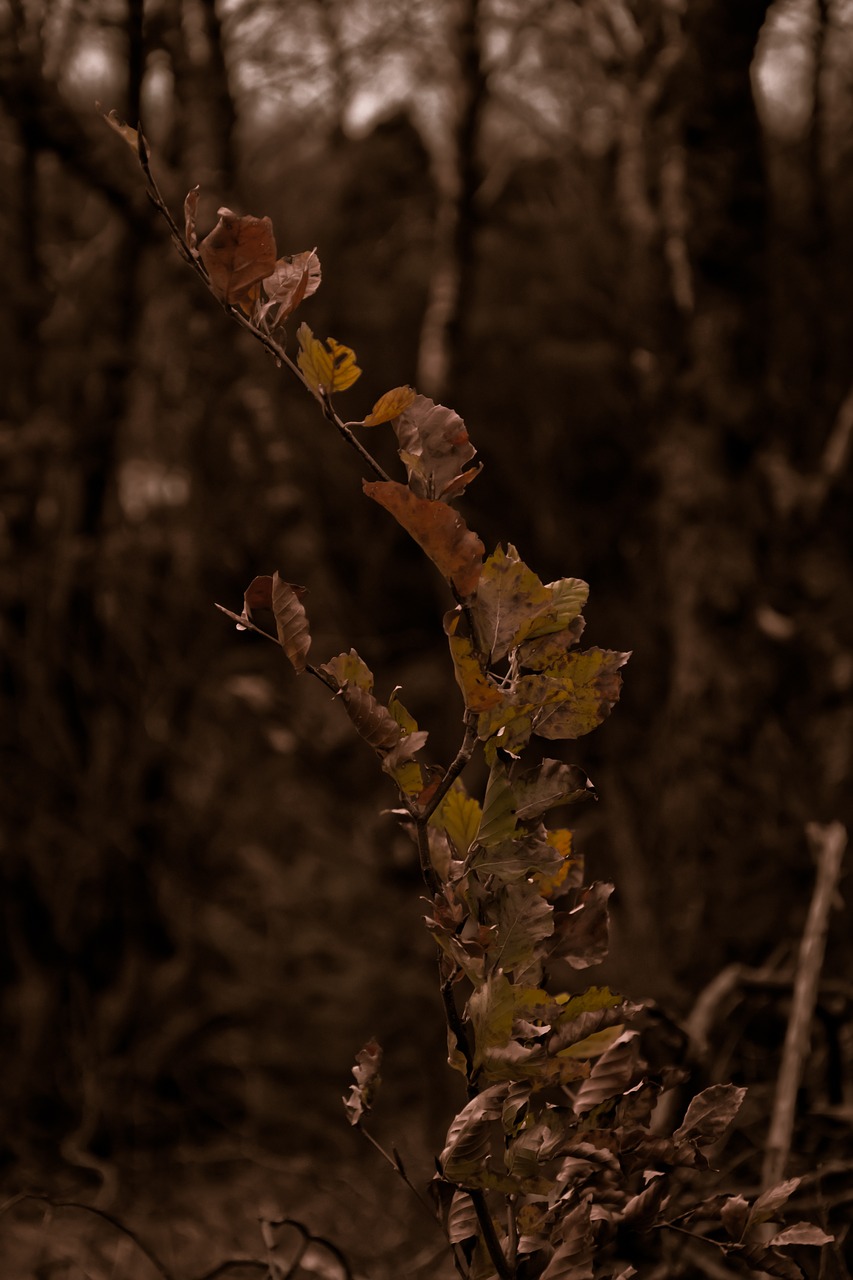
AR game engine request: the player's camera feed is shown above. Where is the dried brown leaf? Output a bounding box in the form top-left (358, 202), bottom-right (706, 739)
top-left (199, 208), bottom-right (277, 305)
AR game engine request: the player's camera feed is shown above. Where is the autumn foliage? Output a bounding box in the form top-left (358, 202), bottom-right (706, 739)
top-left (109, 114), bottom-right (832, 1280)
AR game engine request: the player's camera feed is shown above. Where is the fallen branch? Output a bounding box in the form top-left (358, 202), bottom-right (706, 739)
top-left (762, 821), bottom-right (847, 1188)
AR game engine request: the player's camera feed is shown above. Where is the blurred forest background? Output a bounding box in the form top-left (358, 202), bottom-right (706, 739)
top-left (1, 0), bottom-right (852, 1274)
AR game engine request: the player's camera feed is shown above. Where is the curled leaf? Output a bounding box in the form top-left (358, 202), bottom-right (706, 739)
top-left (98, 104), bottom-right (139, 150)
top-left (343, 1037), bottom-right (382, 1126)
top-left (444, 608), bottom-right (505, 712)
top-left (271, 572), bottom-right (310, 673)
top-left (364, 480), bottom-right (484, 598)
top-left (259, 249), bottom-right (321, 327)
top-left (184, 186), bottom-right (200, 253)
top-left (199, 208), bottom-right (277, 305)
top-left (391, 395), bottom-right (479, 501)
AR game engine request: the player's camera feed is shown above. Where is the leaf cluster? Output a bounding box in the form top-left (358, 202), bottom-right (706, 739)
top-left (113, 117), bottom-right (831, 1280)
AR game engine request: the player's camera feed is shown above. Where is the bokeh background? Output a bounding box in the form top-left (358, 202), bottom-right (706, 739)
top-left (1, 0), bottom-right (852, 1274)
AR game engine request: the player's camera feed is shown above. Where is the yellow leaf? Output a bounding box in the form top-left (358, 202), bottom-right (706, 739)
top-left (433, 783), bottom-right (482, 857)
top-left (557, 1024), bottom-right (625, 1060)
top-left (363, 385), bottom-right (417, 426)
top-left (297, 322), bottom-right (361, 394)
top-left (444, 608), bottom-right (505, 712)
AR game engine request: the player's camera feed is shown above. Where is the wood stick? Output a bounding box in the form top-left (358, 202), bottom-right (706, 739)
top-left (762, 822), bottom-right (847, 1188)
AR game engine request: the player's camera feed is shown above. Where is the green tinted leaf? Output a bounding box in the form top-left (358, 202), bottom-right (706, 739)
top-left (433, 783), bottom-right (482, 857)
top-left (533, 648), bottom-right (630, 740)
top-left (477, 758), bottom-right (517, 846)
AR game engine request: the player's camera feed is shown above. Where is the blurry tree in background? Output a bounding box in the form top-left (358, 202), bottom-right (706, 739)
top-left (0, 0), bottom-right (850, 1229)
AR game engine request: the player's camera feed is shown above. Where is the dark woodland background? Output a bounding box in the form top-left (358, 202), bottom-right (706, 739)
top-left (1, 0), bottom-right (851, 1274)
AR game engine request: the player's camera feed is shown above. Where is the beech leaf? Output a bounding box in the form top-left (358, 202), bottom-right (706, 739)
top-left (572, 1030), bottom-right (640, 1113)
top-left (674, 1084), bottom-right (747, 1146)
top-left (472, 545), bottom-right (588, 662)
top-left (342, 1037), bottom-right (382, 1126)
top-left (242, 574), bottom-right (277, 637)
top-left (533, 648), bottom-right (631, 740)
top-left (488, 880), bottom-right (554, 976)
top-left (296, 322), bottom-right (361, 393)
top-left (259, 249), bottom-right (321, 327)
top-left (364, 480), bottom-right (484, 598)
top-left (549, 881), bottom-right (614, 969)
top-left (320, 648), bottom-right (373, 691)
top-left (477, 758), bottom-right (517, 847)
top-left (433, 784), bottom-right (482, 857)
top-left (769, 1224), bottom-right (833, 1247)
top-left (391, 395), bottom-right (479, 501)
top-left (199, 208), bottom-right (277, 305)
top-left (539, 1196), bottom-right (594, 1280)
top-left (440, 1083), bottom-right (508, 1186)
top-left (363, 385), bottom-right (417, 426)
top-left (512, 759), bottom-right (596, 821)
top-left (444, 608), bottom-right (505, 711)
top-left (748, 1178), bottom-right (801, 1228)
top-left (271, 573), bottom-right (310, 673)
top-left (99, 105), bottom-right (139, 150)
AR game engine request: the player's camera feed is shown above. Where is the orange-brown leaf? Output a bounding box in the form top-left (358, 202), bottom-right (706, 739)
top-left (364, 480), bottom-right (483, 598)
top-left (184, 186), bottom-right (200, 252)
top-left (444, 608), bottom-right (505, 711)
top-left (199, 208), bottom-right (277, 305)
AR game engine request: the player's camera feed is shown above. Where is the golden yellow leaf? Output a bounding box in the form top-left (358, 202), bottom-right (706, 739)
top-left (363, 385), bottom-right (417, 426)
top-left (296, 322), bottom-right (361, 393)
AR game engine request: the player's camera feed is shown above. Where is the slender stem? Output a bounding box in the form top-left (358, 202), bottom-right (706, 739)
top-left (135, 136), bottom-right (391, 482)
top-left (419, 716), bottom-right (478, 823)
top-left (440, 967), bottom-right (476, 1091)
top-left (416, 819), bottom-right (443, 897)
top-left (470, 1190), bottom-right (513, 1280)
top-left (358, 1126), bottom-right (444, 1228)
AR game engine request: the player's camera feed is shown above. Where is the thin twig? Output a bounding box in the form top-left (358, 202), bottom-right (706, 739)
top-left (1, 1194), bottom-right (175, 1280)
top-left (441, 968), bottom-right (476, 1091)
top-left (470, 1190), bottom-right (513, 1280)
top-left (762, 821), bottom-right (847, 1188)
top-left (418, 716), bottom-right (478, 823)
top-left (357, 1126), bottom-right (444, 1228)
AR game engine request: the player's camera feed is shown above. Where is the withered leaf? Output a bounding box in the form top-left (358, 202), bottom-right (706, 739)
top-left (540, 1196), bottom-right (594, 1280)
top-left (199, 208), bottom-right (277, 305)
top-left (674, 1084), bottom-right (747, 1146)
top-left (271, 572), bottom-right (310, 673)
top-left (550, 881), bottom-right (614, 970)
top-left (297, 322), bottom-right (361, 394)
top-left (364, 480), bottom-right (484, 598)
top-left (533, 648), bottom-right (631, 740)
top-left (184, 186), bottom-right (200, 252)
top-left (242, 574), bottom-right (277, 637)
top-left (259, 248), bottom-right (321, 327)
top-left (392, 395), bottom-right (479, 501)
top-left (511, 759), bottom-right (596, 821)
top-left (476, 757), bottom-right (517, 847)
top-left (572, 1030), bottom-right (640, 1114)
top-left (472, 545), bottom-right (588, 663)
top-left (440, 1083), bottom-right (508, 1186)
top-left (99, 105), bottom-right (139, 150)
top-left (769, 1224), bottom-right (833, 1247)
top-left (488, 880), bottom-right (554, 976)
top-left (342, 1037), bottom-right (382, 1126)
